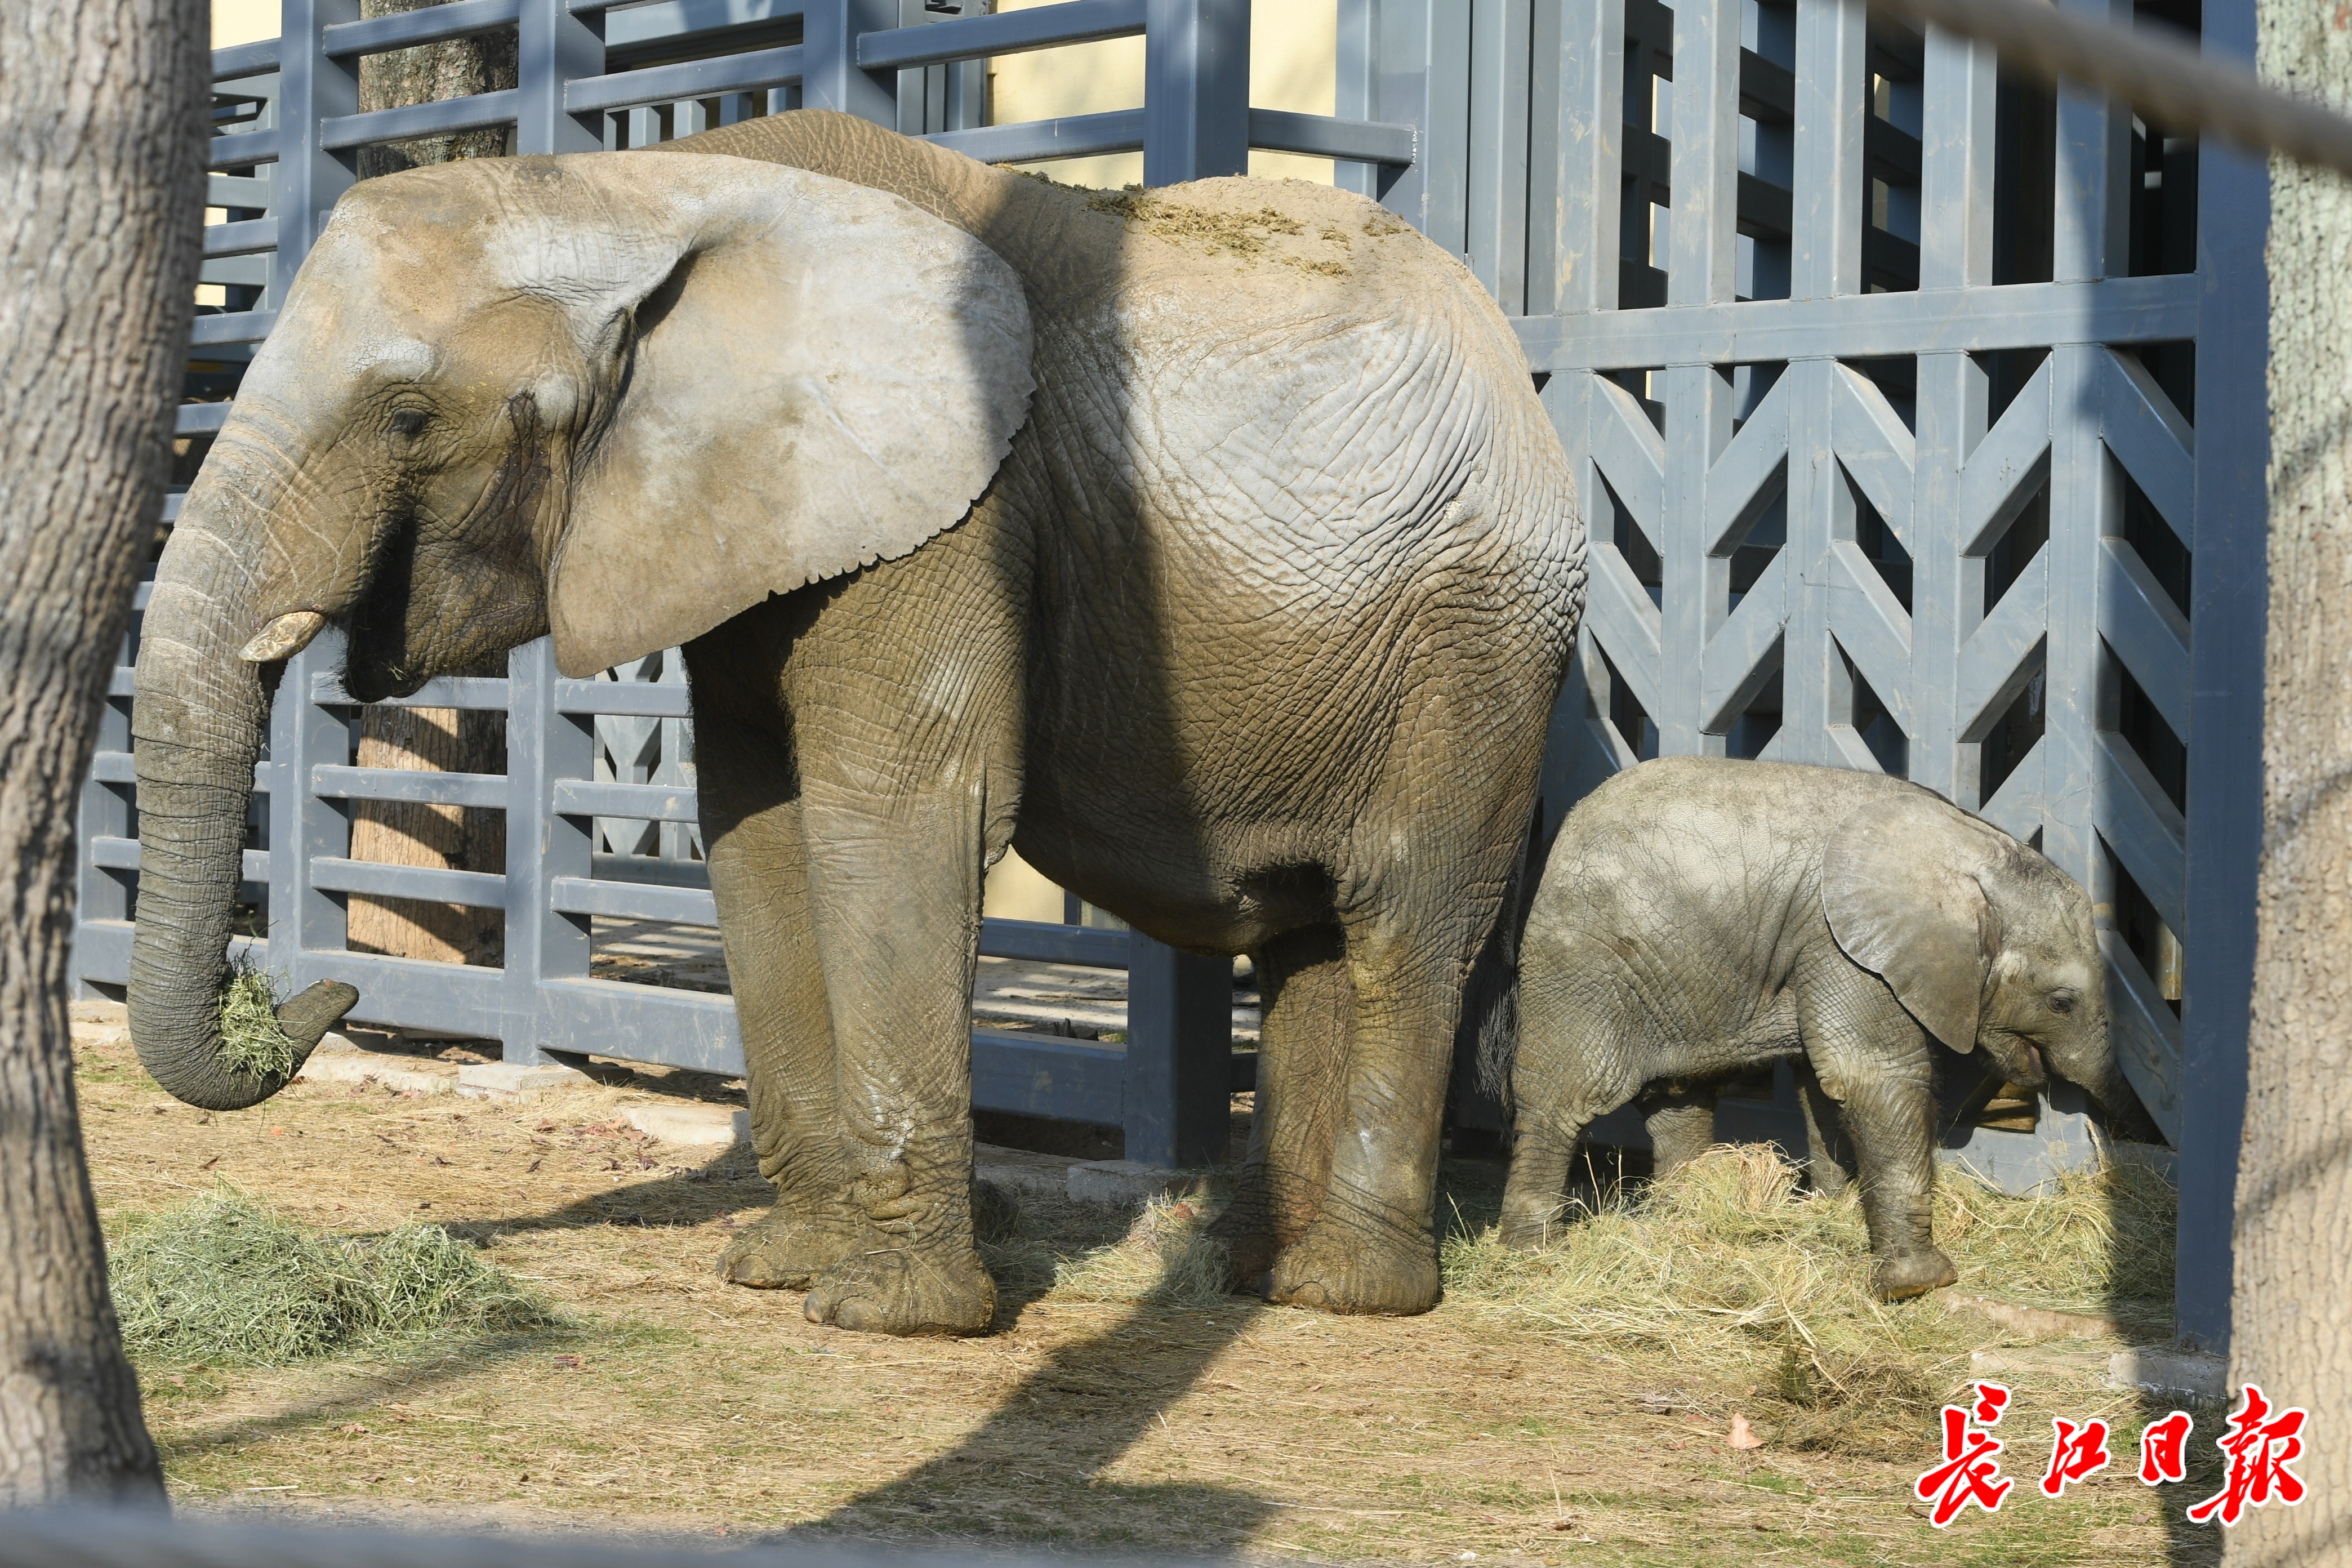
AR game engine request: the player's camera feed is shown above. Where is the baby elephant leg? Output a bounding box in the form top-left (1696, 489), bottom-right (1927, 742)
top-left (1499, 980), bottom-right (1632, 1249)
top-left (1498, 1109), bottom-right (1593, 1248)
top-left (1637, 1082), bottom-right (1717, 1183)
top-left (1800, 969), bottom-right (1954, 1299)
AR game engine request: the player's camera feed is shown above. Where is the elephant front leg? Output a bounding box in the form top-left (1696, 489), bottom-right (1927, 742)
top-left (1843, 1075), bottom-right (1955, 1299)
top-left (1266, 920), bottom-right (1460, 1316)
top-left (1804, 997), bottom-right (1953, 1298)
top-left (795, 782), bottom-right (997, 1337)
top-left (691, 715), bottom-right (864, 1291)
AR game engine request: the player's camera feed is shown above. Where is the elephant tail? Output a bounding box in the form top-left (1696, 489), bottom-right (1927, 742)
top-left (1462, 815), bottom-right (1543, 1122)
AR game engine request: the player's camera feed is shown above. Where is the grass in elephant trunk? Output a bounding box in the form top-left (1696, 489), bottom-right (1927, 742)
top-left (69, 1016), bottom-right (2215, 1566)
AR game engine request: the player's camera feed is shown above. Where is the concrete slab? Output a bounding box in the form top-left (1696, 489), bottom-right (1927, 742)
top-left (296, 1050), bottom-right (456, 1096)
top-left (69, 999), bottom-right (127, 1027)
top-left (974, 1142), bottom-right (1082, 1200)
top-left (1067, 1159), bottom-right (1209, 1206)
top-left (456, 1060), bottom-right (594, 1100)
top-left (1968, 1346), bottom-right (2110, 1384)
top-left (2108, 1348), bottom-right (2229, 1404)
top-left (624, 1101), bottom-right (746, 1148)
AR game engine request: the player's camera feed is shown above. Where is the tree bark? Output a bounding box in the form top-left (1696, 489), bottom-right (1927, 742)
top-left (0, 0), bottom-right (204, 1506)
top-left (2234, 7), bottom-right (2352, 1562)
top-left (355, 0), bottom-right (516, 179)
top-left (344, 0), bottom-right (514, 966)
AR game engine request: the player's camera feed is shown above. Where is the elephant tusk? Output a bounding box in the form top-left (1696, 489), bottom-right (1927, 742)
top-left (238, 609), bottom-right (328, 663)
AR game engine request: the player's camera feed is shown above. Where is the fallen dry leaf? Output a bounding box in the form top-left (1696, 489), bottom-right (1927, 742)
top-left (1729, 1414), bottom-right (1763, 1450)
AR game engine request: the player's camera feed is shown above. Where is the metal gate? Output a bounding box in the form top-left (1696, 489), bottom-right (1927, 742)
top-left (79, 0), bottom-right (2264, 1337)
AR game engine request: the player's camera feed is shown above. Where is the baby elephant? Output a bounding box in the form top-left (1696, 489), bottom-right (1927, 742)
top-left (1496, 756), bottom-right (2139, 1299)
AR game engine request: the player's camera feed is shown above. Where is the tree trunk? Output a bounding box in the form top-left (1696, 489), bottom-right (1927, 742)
top-left (2234, 7), bottom-right (2352, 1561)
top-left (0, 0), bottom-right (204, 1506)
top-left (344, 0), bottom-right (515, 966)
top-left (355, 0), bottom-right (516, 178)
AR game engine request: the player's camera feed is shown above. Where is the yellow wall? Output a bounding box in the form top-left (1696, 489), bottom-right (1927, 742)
top-left (988, 0), bottom-right (1335, 188)
top-left (215, 0), bottom-right (278, 46)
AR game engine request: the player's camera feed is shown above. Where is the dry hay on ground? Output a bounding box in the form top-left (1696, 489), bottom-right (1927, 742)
top-left (71, 1023), bottom-right (2217, 1566)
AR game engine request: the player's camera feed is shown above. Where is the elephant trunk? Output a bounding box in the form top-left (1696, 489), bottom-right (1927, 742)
top-left (127, 464), bottom-right (355, 1111)
top-left (2059, 1008), bottom-right (2162, 1146)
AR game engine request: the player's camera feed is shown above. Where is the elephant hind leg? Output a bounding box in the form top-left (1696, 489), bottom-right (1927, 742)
top-left (1215, 924), bottom-right (1352, 1289)
top-left (1266, 906), bottom-right (1487, 1317)
top-left (1793, 1057), bottom-right (1854, 1198)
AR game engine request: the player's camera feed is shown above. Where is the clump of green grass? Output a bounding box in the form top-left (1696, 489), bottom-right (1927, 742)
top-left (216, 956), bottom-right (295, 1079)
top-left (1440, 1144), bottom-right (2176, 1453)
top-left (111, 1187), bottom-right (558, 1367)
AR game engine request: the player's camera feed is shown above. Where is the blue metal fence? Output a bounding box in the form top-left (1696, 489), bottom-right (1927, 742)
top-left (79, 2), bottom-right (2262, 1308)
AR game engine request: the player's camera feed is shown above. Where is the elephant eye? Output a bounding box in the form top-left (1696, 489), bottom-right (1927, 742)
top-left (2049, 991), bottom-right (2077, 1015)
top-left (387, 406), bottom-right (430, 439)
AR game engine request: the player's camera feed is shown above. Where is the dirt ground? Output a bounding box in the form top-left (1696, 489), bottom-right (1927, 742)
top-left (71, 1021), bottom-right (2221, 1566)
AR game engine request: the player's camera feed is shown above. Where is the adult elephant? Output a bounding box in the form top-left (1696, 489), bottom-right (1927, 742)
top-left (127, 112), bottom-right (1584, 1334)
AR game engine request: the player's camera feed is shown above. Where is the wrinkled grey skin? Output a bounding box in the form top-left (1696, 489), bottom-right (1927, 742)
top-left (128, 112), bottom-right (1584, 1334)
top-left (1492, 757), bottom-right (2139, 1300)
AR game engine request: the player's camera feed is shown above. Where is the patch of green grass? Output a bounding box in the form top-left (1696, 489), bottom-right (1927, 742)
top-left (216, 956), bottom-right (294, 1079)
top-left (111, 1186), bottom-right (559, 1367)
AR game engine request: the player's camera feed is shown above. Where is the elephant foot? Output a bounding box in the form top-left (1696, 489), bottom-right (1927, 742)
top-left (1496, 1192), bottom-right (1565, 1250)
top-left (1267, 1216), bottom-right (1440, 1316)
top-left (1872, 1246), bottom-right (1958, 1302)
top-left (1498, 1219), bottom-right (1552, 1251)
top-left (718, 1201), bottom-right (862, 1291)
top-left (804, 1244), bottom-right (997, 1337)
top-left (1205, 1181), bottom-right (1282, 1290)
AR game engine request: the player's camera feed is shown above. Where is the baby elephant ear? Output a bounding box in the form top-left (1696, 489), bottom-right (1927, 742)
top-left (547, 156), bottom-right (1034, 678)
top-left (1821, 789), bottom-right (1997, 1052)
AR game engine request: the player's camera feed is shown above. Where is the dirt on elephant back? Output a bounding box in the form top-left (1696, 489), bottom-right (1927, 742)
top-left (69, 1014), bottom-right (2212, 1567)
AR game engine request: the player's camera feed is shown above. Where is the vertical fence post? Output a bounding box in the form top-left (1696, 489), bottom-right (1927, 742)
top-left (262, 0), bottom-right (360, 1001)
top-left (2176, 0), bottom-right (2265, 1354)
top-left (74, 641), bottom-right (135, 999)
top-left (504, 642), bottom-right (593, 1064)
top-left (1530, 0), bottom-right (1627, 832)
top-left (516, 0), bottom-right (605, 155)
top-left (1464, 0), bottom-right (1532, 314)
top-left (1124, 940), bottom-right (1232, 1168)
top-left (267, 638), bottom-right (353, 996)
top-left (504, 0), bottom-right (602, 1064)
top-left (2041, 0), bottom-right (2135, 1163)
top-left (1908, 22), bottom-right (1997, 811)
top-left (1657, 0), bottom-right (1744, 763)
top-left (1143, 0), bottom-right (1251, 186)
top-left (275, 0), bottom-right (359, 291)
top-left (803, 0), bottom-right (899, 123)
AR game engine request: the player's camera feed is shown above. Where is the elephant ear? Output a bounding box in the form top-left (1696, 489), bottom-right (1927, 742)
top-left (545, 157), bottom-right (1034, 678)
top-left (1821, 789), bottom-right (1999, 1053)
